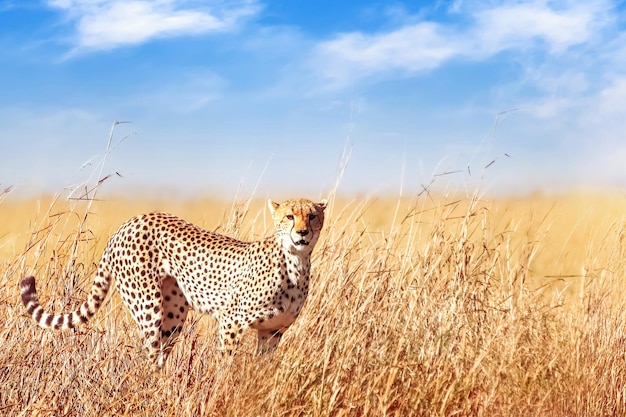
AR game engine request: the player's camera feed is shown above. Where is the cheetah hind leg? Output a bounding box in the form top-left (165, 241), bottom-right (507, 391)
top-left (157, 275), bottom-right (190, 366)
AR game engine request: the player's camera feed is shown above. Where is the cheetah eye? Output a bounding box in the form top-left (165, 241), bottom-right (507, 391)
top-left (308, 214), bottom-right (317, 221)
top-left (285, 214), bottom-right (294, 221)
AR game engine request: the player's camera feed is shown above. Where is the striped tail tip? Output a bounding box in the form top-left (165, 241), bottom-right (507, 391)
top-left (20, 276), bottom-right (40, 316)
top-left (21, 276), bottom-right (37, 299)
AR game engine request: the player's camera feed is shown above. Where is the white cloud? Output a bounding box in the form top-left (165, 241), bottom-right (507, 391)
top-left (313, 0), bottom-right (611, 87)
top-left (577, 75), bottom-right (626, 129)
top-left (473, 1), bottom-right (601, 55)
top-left (505, 69), bottom-right (591, 118)
top-left (598, 77), bottom-right (626, 114)
top-left (47, 0), bottom-right (260, 52)
top-left (316, 23), bottom-right (460, 87)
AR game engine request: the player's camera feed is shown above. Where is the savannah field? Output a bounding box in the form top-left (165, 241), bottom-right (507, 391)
top-left (1, 187), bottom-right (626, 416)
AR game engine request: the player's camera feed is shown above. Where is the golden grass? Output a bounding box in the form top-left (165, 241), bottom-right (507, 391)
top-left (1, 190), bottom-right (626, 416)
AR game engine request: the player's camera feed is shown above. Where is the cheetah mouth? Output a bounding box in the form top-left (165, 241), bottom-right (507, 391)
top-left (293, 239), bottom-right (309, 246)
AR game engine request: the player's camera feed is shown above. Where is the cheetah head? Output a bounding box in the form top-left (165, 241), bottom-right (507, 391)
top-left (268, 198), bottom-right (327, 253)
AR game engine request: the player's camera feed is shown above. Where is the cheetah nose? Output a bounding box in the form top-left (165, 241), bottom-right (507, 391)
top-left (296, 229), bottom-right (309, 237)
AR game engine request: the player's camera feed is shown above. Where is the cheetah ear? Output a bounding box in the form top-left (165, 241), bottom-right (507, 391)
top-left (317, 199), bottom-right (328, 211)
top-left (268, 199), bottom-right (280, 215)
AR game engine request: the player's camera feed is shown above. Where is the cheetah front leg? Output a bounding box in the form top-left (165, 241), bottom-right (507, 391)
top-left (256, 329), bottom-right (283, 354)
top-left (218, 314), bottom-right (249, 356)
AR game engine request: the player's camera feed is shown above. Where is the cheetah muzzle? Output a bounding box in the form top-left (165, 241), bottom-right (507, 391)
top-left (20, 198), bottom-right (327, 368)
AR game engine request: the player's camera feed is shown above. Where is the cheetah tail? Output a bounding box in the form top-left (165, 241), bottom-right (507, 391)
top-left (20, 272), bottom-right (112, 330)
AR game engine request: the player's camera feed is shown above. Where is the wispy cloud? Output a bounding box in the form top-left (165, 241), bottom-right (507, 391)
top-left (473, 1), bottom-right (606, 55)
top-left (316, 22), bottom-right (459, 86)
top-left (129, 68), bottom-right (227, 113)
top-left (313, 0), bottom-right (611, 88)
top-left (47, 0), bottom-right (261, 53)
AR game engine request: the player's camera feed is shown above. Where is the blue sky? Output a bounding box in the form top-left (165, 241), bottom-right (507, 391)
top-left (1, 0), bottom-right (626, 199)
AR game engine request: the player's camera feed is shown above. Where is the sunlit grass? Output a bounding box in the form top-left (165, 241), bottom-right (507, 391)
top-left (1, 188), bottom-right (626, 416)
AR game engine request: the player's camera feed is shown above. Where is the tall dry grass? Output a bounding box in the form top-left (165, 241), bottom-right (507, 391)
top-left (1, 188), bottom-right (626, 416)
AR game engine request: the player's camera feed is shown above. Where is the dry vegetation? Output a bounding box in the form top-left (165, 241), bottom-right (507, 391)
top-left (1, 187), bottom-right (626, 416)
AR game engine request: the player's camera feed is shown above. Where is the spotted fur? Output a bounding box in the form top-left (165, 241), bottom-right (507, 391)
top-left (20, 198), bottom-right (327, 367)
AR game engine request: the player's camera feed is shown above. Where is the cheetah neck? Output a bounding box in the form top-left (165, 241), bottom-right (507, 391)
top-left (282, 246), bottom-right (311, 287)
top-left (269, 235), bottom-right (313, 286)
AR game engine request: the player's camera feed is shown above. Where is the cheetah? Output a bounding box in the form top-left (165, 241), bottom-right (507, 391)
top-left (20, 198), bottom-right (327, 367)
